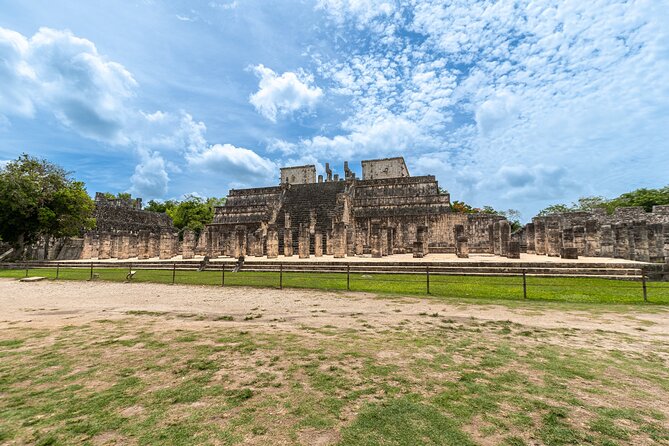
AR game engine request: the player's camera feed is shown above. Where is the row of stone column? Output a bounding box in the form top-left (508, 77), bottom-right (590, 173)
top-left (489, 221), bottom-right (519, 258)
top-left (529, 219), bottom-right (669, 261)
top-left (80, 230), bottom-right (183, 260)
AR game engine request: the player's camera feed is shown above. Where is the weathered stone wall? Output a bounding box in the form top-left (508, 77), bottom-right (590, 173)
top-left (280, 165), bottom-right (316, 184)
top-left (361, 157), bottom-right (409, 180)
top-left (529, 206), bottom-right (669, 262)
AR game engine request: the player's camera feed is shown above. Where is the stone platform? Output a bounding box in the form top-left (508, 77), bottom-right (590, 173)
top-left (14, 253), bottom-right (663, 280)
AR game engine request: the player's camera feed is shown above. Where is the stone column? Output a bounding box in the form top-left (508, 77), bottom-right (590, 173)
top-left (333, 222), bottom-right (347, 258)
top-left (298, 224), bottom-right (310, 259)
top-left (584, 220), bottom-right (600, 257)
top-left (110, 234), bottom-right (120, 259)
top-left (90, 232), bottom-right (100, 259)
top-left (633, 221), bottom-right (650, 262)
top-left (204, 227), bottom-right (214, 257)
top-left (545, 221), bottom-right (561, 257)
top-left (129, 234), bottom-right (139, 258)
top-left (534, 220), bottom-right (546, 255)
top-left (195, 229), bottom-right (207, 256)
top-left (266, 225), bottom-right (279, 259)
top-left (248, 229), bottom-right (263, 257)
top-left (573, 226), bottom-right (585, 256)
top-left (663, 223), bottom-right (669, 264)
top-left (80, 232), bottom-right (93, 259)
top-left (182, 229), bottom-right (196, 259)
top-left (648, 223), bottom-right (664, 262)
top-left (354, 230), bottom-right (364, 256)
top-left (232, 226), bottom-right (246, 258)
top-left (454, 225), bottom-right (469, 258)
top-left (116, 233), bottom-right (130, 260)
top-left (138, 230), bottom-right (150, 260)
top-left (325, 230), bottom-right (333, 255)
top-left (613, 224), bottom-right (629, 259)
top-left (283, 228), bottom-right (293, 257)
top-left (159, 231), bottom-right (176, 260)
top-left (507, 241), bottom-right (521, 259)
top-left (562, 227), bottom-right (574, 249)
top-left (525, 223), bottom-right (535, 254)
top-left (499, 221), bottom-right (511, 257)
top-left (487, 223), bottom-right (495, 254)
top-left (314, 230), bottom-right (323, 257)
top-left (417, 225), bottom-right (429, 256)
top-left (599, 225), bottom-right (614, 258)
top-left (148, 233), bottom-right (161, 258)
top-left (380, 225), bottom-right (388, 256)
top-left (98, 233), bottom-right (112, 260)
top-left (371, 222), bottom-right (382, 258)
top-left (492, 222), bottom-right (501, 256)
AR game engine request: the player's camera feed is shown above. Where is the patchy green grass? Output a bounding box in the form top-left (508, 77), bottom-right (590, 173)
top-left (1, 314), bottom-right (668, 445)
top-left (2, 266), bottom-right (668, 305)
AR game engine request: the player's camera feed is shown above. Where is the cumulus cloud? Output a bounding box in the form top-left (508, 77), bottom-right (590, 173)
top-left (0, 27), bottom-right (136, 143)
top-left (305, 0), bottom-right (669, 216)
top-left (130, 149), bottom-right (169, 198)
top-left (249, 64), bottom-right (323, 122)
top-left (186, 143), bottom-right (276, 183)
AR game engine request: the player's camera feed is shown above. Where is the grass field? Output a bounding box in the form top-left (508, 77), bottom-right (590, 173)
top-left (1, 266), bottom-right (668, 305)
top-left (1, 307), bottom-right (668, 445)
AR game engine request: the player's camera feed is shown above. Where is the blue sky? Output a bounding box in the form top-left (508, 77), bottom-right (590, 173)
top-left (1, 0), bottom-right (668, 220)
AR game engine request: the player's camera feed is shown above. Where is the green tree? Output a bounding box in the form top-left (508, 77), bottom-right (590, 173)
top-left (144, 199), bottom-right (177, 214)
top-left (146, 195), bottom-right (226, 235)
top-left (0, 154), bottom-right (95, 254)
top-left (606, 186), bottom-right (669, 212)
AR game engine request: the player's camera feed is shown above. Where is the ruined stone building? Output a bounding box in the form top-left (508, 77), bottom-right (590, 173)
top-left (73, 193), bottom-right (177, 260)
top-left (518, 206), bottom-right (669, 263)
top-left (200, 157), bottom-right (506, 259)
top-left (31, 156), bottom-right (669, 265)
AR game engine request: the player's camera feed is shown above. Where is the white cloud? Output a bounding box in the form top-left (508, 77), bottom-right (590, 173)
top-left (186, 143), bottom-right (276, 184)
top-left (306, 0), bottom-right (669, 216)
top-left (316, 0), bottom-right (397, 28)
top-left (130, 149), bottom-right (169, 198)
top-left (249, 64), bottom-right (323, 122)
top-left (0, 27), bottom-right (137, 143)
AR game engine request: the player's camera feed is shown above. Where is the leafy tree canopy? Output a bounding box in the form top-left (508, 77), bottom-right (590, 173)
top-left (538, 186), bottom-right (669, 216)
top-left (0, 154), bottom-right (95, 247)
top-left (101, 192), bottom-right (132, 201)
top-left (145, 195), bottom-right (226, 234)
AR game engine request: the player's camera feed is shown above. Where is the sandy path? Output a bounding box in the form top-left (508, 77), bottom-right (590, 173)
top-left (1, 278), bottom-right (667, 341)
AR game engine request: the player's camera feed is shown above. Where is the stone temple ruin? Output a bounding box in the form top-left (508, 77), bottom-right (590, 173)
top-left (516, 207), bottom-right (669, 263)
top-left (29, 156), bottom-right (669, 268)
top-left (192, 157), bottom-right (507, 260)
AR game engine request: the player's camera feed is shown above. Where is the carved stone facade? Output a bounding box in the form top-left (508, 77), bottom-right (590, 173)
top-left (203, 157), bottom-right (508, 259)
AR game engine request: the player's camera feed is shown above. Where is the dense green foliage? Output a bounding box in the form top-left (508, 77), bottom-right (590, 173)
top-left (145, 195), bottom-right (226, 234)
top-left (539, 186), bottom-right (669, 216)
top-left (0, 154), bottom-right (95, 247)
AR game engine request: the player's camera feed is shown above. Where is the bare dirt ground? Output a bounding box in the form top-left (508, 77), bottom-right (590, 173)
top-left (2, 278), bottom-right (667, 351)
top-left (2, 278), bottom-right (669, 445)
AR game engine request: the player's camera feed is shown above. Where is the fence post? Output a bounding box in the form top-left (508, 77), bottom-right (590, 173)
top-left (221, 264), bottom-right (225, 287)
top-left (279, 263), bottom-right (283, 290)
top-left (522, 269), bottom-right (527, 299)
top-left (426, 266), bottom-right (430, 295)
top-left (347, 264), bottom-right (351, 291)
top-left (25, 264), bottom-right (29, 278)
top-left (90, 262), bottom-right (94, 280)
top-left (56, 262), bottom-right (60, 280)
top-left (172, 262), bottom-right (176, 285)
top-left (642, 272), bottom-right (647, 302)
